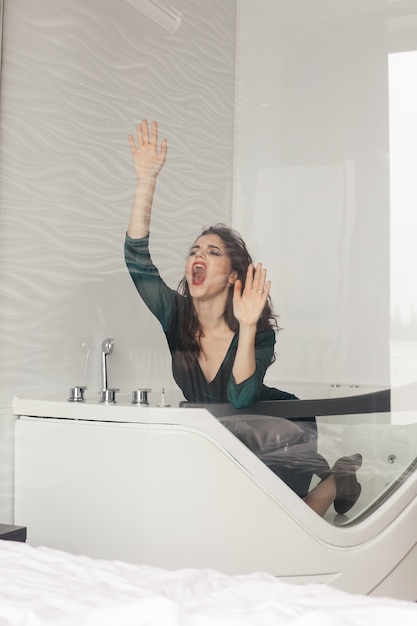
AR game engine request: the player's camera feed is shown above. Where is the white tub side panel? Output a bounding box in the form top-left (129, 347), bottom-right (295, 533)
top-left (14, 418), bottom-right (323, 572)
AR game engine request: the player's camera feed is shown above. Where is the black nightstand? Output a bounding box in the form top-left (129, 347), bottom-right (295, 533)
top-left (0, 524), bottom-right (27, 542)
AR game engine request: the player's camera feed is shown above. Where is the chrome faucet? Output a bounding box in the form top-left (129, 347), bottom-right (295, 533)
top-left (99, 337), bottom-right (119, 403)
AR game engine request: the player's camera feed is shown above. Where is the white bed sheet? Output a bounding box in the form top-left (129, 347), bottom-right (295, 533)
top-left (1, 540), bottom-right (417, 626)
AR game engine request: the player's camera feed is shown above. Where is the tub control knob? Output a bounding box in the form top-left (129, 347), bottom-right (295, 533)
top-left (156, 388), bottom-right (171, 407)
top-left (131, 388), bottom-right (152, 406)
top-left (68, 386), bottom-right (87, 402)
top-left (99, 388), bottom-right (119, 404)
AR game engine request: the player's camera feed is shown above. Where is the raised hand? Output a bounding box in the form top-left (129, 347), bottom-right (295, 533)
top-left (232, 263), bottom-right (271, 328)
top-left (128, 119), bottom-right (167, 181)
top-left (127, 119), bottom-right (167, 239)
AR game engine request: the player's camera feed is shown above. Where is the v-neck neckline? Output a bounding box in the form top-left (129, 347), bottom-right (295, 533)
top-left (196, 333), bottom-right (237, 384)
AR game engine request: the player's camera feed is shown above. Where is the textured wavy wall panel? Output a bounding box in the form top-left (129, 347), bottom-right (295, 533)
top-left (0, 0), bottom-right (237, 406)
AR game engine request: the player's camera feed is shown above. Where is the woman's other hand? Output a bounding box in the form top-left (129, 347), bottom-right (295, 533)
top-left (232, 263), bottom-right (271, 328)
top-left (128, 119), bottom-right (167, 181)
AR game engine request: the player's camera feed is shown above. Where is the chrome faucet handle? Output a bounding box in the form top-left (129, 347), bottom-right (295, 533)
top-left (131, 388), bottom-right (152, 406)
top-left (99, 388), bottom-right (119, 404)
top-left (68, 386), bottom-right (88, 402)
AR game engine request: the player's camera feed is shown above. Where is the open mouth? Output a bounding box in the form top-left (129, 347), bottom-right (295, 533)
top-left (192, 262), bottom-right (206, 286)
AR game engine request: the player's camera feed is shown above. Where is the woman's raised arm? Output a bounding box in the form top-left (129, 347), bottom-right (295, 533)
top-left (127, 119), bottom-right (167, 239)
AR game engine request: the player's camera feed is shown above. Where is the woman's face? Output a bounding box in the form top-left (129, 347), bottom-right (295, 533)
top-left (185, 233), bottom-right (236, 300)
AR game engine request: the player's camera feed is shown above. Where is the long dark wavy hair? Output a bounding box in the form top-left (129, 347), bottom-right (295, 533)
top-left (177, 224), bottom-right (278, 359)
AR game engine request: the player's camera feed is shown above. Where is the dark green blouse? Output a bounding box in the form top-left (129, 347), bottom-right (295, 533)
top-left (125, 234), bottom-right (296, 408)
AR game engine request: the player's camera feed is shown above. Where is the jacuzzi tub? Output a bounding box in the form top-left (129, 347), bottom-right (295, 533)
top-left (12, 387), bottom-right (417, 601)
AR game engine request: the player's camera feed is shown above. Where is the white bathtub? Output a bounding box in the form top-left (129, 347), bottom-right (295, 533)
top-left (12, 390), bottom-right (417, 601)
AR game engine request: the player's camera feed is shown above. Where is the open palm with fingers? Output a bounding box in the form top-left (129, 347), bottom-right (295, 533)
top-left (233, 263), bottom-right (271, 327)
top-left (128, 119), bottom-right (167, 180)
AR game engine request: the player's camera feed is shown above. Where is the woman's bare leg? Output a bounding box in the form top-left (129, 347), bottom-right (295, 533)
top-left (304, 475), bottom-right (337, 517)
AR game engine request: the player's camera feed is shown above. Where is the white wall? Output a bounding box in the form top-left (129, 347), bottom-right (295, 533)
top-left (235, 0), bottom-right (398, 389)
top-left (0, 0), bottom-right (237, 403)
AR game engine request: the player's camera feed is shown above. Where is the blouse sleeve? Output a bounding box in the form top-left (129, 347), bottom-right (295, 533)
top-left (227, 328), bottom-right (276, 409)
top-left (124, 233), bottom-right (177, 330)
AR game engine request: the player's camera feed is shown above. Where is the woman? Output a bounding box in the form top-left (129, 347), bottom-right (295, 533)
top-left (124, 119), bottom-right (362, 517)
